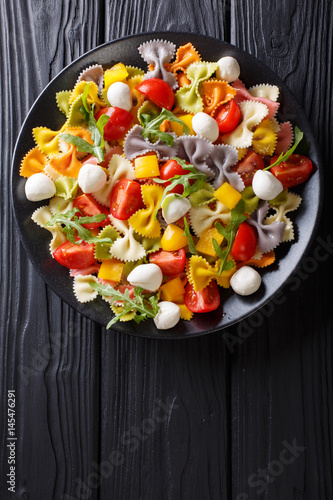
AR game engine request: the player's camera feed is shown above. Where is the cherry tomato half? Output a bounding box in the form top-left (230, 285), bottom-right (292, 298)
top-left (230, 222), bottom-right (257, 262)
top-left (184, 281), bottom-right (220, 313)
top-left (95, 107), bottom-right (132, 141)
top-left (215, 99), bottom-right (241, 134)
top-left (53, 240), bottom-right (95, 269)
top-left (110, 179), bottom-right (143, 220)
top-left (233, 150), bottom-right (265, 186)
top-left (73, 194), bottom-right (110, 229)
top-left (149, 248), bottom-right (186, 276)
top-left (159, 159), bottom-right (190, 195)
top-left (270, 154), bottom-right (313, 188)
top-left (135, 78), bottom-right (175, 110)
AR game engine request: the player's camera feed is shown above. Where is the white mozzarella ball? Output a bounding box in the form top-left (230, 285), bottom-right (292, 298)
top-left (161, 194), bottom-right (191, 224)
top-left (107, 82), bottom-right (132, 111)
top-left (192, 112), bottom-right (219, 143)
top-left (252, 170), bottom-right (284, 200)
top-left (25, 173), bottom-right (56, 202)
top-left (216, 56), bottom-right (241, 82)
top-left (78, 163), bottom-right (107, 193)
top-left (127, 263), bottom-right (163, 292)
top-left (230, 266), bottom-right (262, 296)
top-left (153, 301), bottom-right (181, 330)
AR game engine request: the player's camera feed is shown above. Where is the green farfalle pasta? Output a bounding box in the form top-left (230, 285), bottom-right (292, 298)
top-left (189, 181), bottom-right (215, 207)
top-left (269, 189), bottom-right (288, 206)
top-left (54, 177), bottom-right (78, 200)
top-left (94, 225), bottom-right (120, 261)
top-left (56, 90), bottom-right (72, 116)
top-left (175, 62), bottom-right (218, 114)
top-left (241, 186), bottom-right (260, 214)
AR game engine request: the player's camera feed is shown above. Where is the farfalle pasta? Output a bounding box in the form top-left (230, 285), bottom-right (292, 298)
top-left (20, 38), bottom-right (314, 331)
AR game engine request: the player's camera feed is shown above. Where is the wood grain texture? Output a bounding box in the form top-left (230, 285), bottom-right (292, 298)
top-left (0, 0), bottom-right (332, 499)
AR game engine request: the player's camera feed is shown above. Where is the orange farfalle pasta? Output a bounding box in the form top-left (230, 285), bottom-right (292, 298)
top-left (20, 147), bottom-right (48, 178)
top-left (240, 250), bottom-right (276, 268)
top-left (48, 143), bottom-right (83, 178)
top-left (166, 43), bottom-right (201, 74)
top-left (59, 127), bottom-right (93, 158)
top-left (201, 79), bottom-right (237, 116)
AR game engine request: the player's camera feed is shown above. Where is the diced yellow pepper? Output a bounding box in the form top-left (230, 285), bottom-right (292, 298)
top-left (104, 63), bottom-right (128, 90)
top-left (160, 224), bottom-right (188, 251)
top-left (98, 259), bottom-right (124, 282)
top-left (195, 227), bottom-right (224, 257)
top-left (160, 277), bottom-right (185, 302)
top-left (134, 154), bottom-right (160, 178)
top-left (216, 259), bottom-right (237, 288)
top-left (170, 114), bottom-right (195, 136)
top-left (214, 182), bottom-right (242, 209)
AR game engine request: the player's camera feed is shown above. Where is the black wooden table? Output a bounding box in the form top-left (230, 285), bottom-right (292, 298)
top-left (1, 1), bottom-right (332, 499)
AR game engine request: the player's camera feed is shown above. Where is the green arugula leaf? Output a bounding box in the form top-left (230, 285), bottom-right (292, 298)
top-left (46, 208), bottom-right (114, 245)
top-left (213, 199), bottom-right (247, 275)
top-left (59, 83), bottom-right (109, 163)
top-left (183, 217), bottom-right (197, 255)
top-left (153, 157), bottom-right (207, 218)
top-left (140, 108), bottom-right (190, 146)
top-left (89, 283), bottom-right (160, 328)
top-left (264, 126), bottom-right (303, 171)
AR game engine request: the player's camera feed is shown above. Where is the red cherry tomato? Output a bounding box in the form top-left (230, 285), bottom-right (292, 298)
top-left (270, 154), bottom-right (313, 188)
top-left (110, 179), bottom-right (143, 220)
top-left (95, 107), bottom-right (132, 141)
top-left (159, 159), bottom-right (190, 195)
top-left (230, 222), bottom-right (257, 262)
top-left (215, 99), bottom-right (241, 134)
top-left (149, 248), bottom-right (186, 275)
top-left (184, 281), bottom-right (220, 313)
top-left (233, 150), bottom-right (265, 186)
top-left (53, 240), bottom-right (95, 269)
top-left (135, 78), bottom-right (175, 110)
top-left (73, 194), bottom-right (109, 229)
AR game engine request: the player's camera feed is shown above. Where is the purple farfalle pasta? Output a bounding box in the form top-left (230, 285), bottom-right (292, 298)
top-left (123, 125), bottom-right (178, 161)
top-left (138, 40), bottom-right (178, 89)
top-left (76, 64), bottom-right (104, 90)
top-left (206, 144), bottom-right (242, 190)
top-left (176, 136), bottom-right (214, 179)
top-left (248, 201), bottom-right (286, 253)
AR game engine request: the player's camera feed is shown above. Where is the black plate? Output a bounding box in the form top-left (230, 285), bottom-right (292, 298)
top-left (11, 32), bottom-right (323, 339)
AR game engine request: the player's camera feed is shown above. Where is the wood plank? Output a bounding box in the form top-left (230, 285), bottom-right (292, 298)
top-left (0, 1), bottom-right (102, 498)
top-left (230, 1), bottom-right (333, 498)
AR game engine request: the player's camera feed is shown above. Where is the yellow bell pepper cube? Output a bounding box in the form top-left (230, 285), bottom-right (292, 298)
top-left (195, 227), bottom-right (224, 257)
top-left (216, 262), bottom-right (237, 288)
top-left (134, 154), bottom-right (160, 178)
top-left (161, 224), bottom-right (188, 251)
top-left (170, 114), bottom-right (195, 136)
top-left (98, 259), bottom-right (124, 282)
top-left (104, 63), bottom-right (128, 91)
top-left (160, 277), bottom-right (185, 302)
top-left (214, 182), bottom-right (242, 209)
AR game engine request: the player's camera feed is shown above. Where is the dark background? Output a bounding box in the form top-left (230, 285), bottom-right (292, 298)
top-left (1, 1), bottom-right (332, 499)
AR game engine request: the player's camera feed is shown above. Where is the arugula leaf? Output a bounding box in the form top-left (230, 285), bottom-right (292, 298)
top-left (59, 83), bottom-right (109, 163)
top-left (140, 108), bottom-right (190, 146)
top-left (46, 208), bottom-right (114, 245)
top-left (153, 157), bottom-right (207, 217)
top-left (264, 126), bottom-right (303, 171)
top-left (89, 283), bottom-right (160, 328)
top-left (213, 199), bottom-right (247, 275)
top-left (183, 217), bottom-right (197, 255)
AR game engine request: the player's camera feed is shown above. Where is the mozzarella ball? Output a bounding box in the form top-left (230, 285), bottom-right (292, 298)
top-left (153, 301), bottom-right (181, 329)
top-left (127, 263), bottom-right (163, 292)
top-left (216, 56), bottom-right (240, 82)
top-left (192, 112), bottom-right (219, 143)
top-left (252, 170), bottom-right (284, 200)
top-left (78, 163), bottom-right (107, 193)
top-left (230, 266), bottom-right (262, 296)
top-left (162, 194), bottom-right (191, 224)
top-left (25, 173), bottom-right (56, 202)
top-left (107, 82), bottom-right (132, 111)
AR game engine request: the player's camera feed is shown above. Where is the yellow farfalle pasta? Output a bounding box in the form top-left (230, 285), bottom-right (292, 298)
top-left (252, 119), bottom-right (278, 156)
top-left (128, 184), bottom-right (164, 238)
